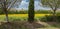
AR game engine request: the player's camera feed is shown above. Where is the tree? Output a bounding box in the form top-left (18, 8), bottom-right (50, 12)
top-left (40, 0), bottom-right (60, 21)
top-left (0, 0), bottom-right (22, 22)
top-left (28, 0), bottom-right (35, 23)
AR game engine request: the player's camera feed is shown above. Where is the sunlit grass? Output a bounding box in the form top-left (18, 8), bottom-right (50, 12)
top-left (0, 14), bottom-right (51, 21)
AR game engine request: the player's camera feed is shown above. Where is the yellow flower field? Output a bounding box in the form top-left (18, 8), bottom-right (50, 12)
top-left (0, 14), bottom-right (50, 17)
top-left (0, 14), bottom-right (51, 21)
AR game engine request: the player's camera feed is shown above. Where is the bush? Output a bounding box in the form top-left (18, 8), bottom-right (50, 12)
top-left (40, 15), bottom-right (60, 22)
top-left (40, 15), bottom-right (53, 22)
top-left (56, 16), bottom-right (60, 22)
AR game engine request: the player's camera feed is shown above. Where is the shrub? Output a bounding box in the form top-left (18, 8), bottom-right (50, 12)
top-left (40, 15), bottom-right (60, 22)
top-left (56, 16), bottom-right (60, 22)
top-left (40, 15), bottom-right (53, 22)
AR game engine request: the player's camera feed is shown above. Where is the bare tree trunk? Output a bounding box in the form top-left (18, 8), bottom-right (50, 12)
top-left (5, 10), bottom-right (9, 22)
top-left (53, 9), bottom-right (56, 22)
top-left (3, 0), bottom-right (9, 22)
top-left (3, 8), bottom-right (9, 22)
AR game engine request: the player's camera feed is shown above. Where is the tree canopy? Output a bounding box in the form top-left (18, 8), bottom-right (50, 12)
top-left (0, 0), bottom-right (22, 10)
top-left (41, 0), bottom-right (60, 10)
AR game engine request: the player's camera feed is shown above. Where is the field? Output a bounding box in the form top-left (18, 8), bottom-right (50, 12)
top-left (0, 14), bottom-right (50, 29)
top-left (0, 14), bottom-right (60, 29)
top-left (0, 14), bottom-right (50, 21)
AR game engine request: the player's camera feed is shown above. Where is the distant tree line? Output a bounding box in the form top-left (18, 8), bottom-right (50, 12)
top-left (0, 9), bottom-right (60, 14)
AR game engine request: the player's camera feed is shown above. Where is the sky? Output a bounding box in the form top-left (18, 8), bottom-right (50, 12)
top-left (16, 0), bottom-right (51, 10)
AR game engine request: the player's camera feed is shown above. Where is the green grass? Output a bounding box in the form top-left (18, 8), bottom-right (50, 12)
top-left (0, 14), bottom-right (50, 21)
top-left (0, 14), bottom-right (60, 29)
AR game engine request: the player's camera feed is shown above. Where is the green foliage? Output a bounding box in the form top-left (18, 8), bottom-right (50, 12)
top-left (40, 15), bottom-right (53, 22)
top-left (0, 9), bottom-right (60, 14)
top-left (56, 12), bottom-right (60, 16)
top-left (28, 0), bottom-right (35, 23)
top-left (35, 10), bottom-right (52, 14)
top-left (56, 16), bottom-right (60, 22)
top-left (0, 9), bottom-right (4, 14)
top-left (8, 17), bottom-right (27, 22)
top-left (41, 0), bottom-right (60, 21)
top-left (8, 10), bottom-right (28, 14)
top-left (8, 10), bottom-right (52, 14)
top-left (40, 15), bottom-right (60, 22)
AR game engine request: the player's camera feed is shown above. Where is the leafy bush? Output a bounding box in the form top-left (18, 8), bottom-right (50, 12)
top-left (40, 15), bottom-right (53, 22)
top-left (40, 15), bottom-right (60, 22)
top-left (56, 16), bottom-right (60, 22)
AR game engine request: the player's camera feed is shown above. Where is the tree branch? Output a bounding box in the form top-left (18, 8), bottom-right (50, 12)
top-left (7, 0), bottom-right (17, 10)
top-left (47, 2), bottom-right (54, 10)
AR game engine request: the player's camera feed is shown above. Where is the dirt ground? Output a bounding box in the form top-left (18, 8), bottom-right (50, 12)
top-left (0, 21), bottom-right (60, 29)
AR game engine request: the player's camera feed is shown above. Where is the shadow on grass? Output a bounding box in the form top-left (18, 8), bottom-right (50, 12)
top-left (0, 21), bottom-right (45, 29)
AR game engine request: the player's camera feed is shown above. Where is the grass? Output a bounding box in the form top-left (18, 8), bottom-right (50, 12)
top-left (0, 14), bottom-right (60, 29)
top-left (0, 14), bottom-right (50, 21)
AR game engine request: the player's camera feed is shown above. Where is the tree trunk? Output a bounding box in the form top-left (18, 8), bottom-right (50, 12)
top-left (28, 0), bottom-right (35, 23)
top-left (3, 8), bottom-right (9, 22)
top-left (53, 9), bottom-right (56, 22)
top-left (5, 10), bottom-right (9, 22)
top-left (3, 0), bottom-right (9, 22)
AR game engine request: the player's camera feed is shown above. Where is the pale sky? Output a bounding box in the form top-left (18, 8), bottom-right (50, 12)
top-left (16, 0), bottom-right (51, 10)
